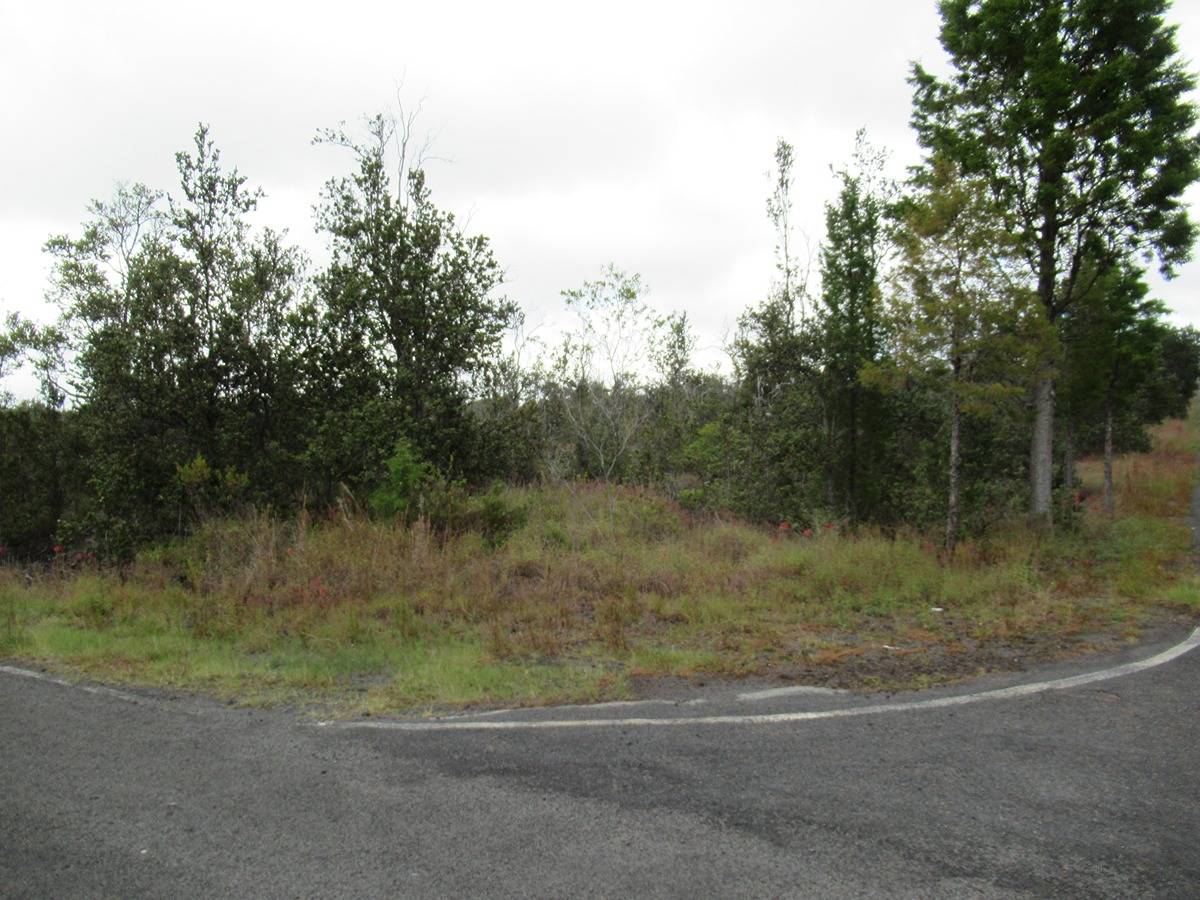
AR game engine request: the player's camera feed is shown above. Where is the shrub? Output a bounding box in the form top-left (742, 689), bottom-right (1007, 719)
top-left (370, 440), bottom-right (526, 548)
top-left (369, 439), bottom-right (434, 521)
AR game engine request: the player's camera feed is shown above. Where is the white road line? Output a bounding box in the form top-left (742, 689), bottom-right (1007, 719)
top-left (737, 685), bottom-right (847, 701)
top-left (317, 626), bottom-right (1200, 732)
top-left (0, 664), bottom-right (143, 704)
top-left (431, 697), bottom-right (707, 721)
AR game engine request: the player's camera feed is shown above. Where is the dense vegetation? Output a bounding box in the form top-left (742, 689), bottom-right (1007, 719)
top-left (2, 413), bottom-right (1197, 709)
top-left (2, 1), bottom-right (1199, 566)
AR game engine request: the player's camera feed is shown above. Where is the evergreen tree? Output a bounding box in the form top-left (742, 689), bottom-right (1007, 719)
top-left (817, 133), bottom-right (892, 520)
top-left (911, 0), bottom-right (1200, 523)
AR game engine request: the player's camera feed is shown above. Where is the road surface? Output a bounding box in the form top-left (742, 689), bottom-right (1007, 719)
top-left (3, 626), bottom-right (1199, 898)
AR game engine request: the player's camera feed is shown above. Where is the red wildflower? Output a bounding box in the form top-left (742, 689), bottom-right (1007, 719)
top-left (778, 521), bottom-right (791, 531)
top-left (801, 528), bottom-right (814, 538)
top-left (52, 544), bottom-right (63, 555)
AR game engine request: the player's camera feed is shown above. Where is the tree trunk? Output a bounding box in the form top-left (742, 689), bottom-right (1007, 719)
top-left (946, 389), bottom-right (961, 556)
top-left (1031, 178), bottom-right (1061, 526)
top-left (1030, 370), bottom-right (1055, 525)
top-left (1103, 396), bottom-right (1115, 520)
top-left (1062, 420), bottom-right (1075, 493)
top-left (847, 385), bottom-right (858, 521)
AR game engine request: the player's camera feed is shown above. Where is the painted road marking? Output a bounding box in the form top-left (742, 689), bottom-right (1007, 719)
top-left (0, 664), bottom-right (143, 704)
top-left (317, 627), bottom-right (1200, 732)
top-left (737, 685), bottom-right (847, 701)
top-left (434, 698), bottom-right (707, 721)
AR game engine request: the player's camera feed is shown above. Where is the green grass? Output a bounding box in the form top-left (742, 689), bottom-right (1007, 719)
top-left (3, 415), bottom-right (1197, 714)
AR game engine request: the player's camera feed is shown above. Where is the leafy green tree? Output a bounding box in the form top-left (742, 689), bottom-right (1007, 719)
top-left (912, 0), bottom-right (1200, 522)
top-left (1142, 326), bottom-right (1200, 423)
top-left (309, 113), bottom-right (514, 489)
top-left (0, 403), bottom-right (86, 558)
top-left (169, 128), bottom-right (311, 501)
top-left (43, 127), bottom-right (309, 554)
top-left (884, 159), bottom-right (1039, 551)
top-left (0, 320), bottom-right (18, 405)
top-left (468, 313), bottom-right (552, 483)
top-left (731, 140), bottom-right (837, 524)
top-left (0, 316), bottom-right (85, 557)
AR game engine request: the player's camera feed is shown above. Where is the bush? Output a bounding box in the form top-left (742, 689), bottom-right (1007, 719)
top-left (176, 454), bottom-right (250, 522)
top-left (424, 481), bottom-right (528, 549)
top-left (369, 440), bottom-right (526, 547)
top-left (369, 439), bottom-right (434, 521)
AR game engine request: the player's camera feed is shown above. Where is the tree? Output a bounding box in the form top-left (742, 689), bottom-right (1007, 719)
top-left (549, 266), bottom-right (659, 481)
top-left (0, 313), bottom-right (59, 406)
top-left (309, 112), bottom-right (514, 488)
top-left (818, 131), bottom-right (893, 519)
top-left (1142, 326), bottom-right (1200, 423)
top-left (1060, 264), bottom-right (1169, 517)
top-left (730, 140), bottom-right (833, 524)
top-left (43, 127), bottom-right (309, 554)
top-left (912, 0), bottom-right (1200, 523)
top-left (885, 159), bottom-right (1038, 551)
top-left (0, 316), bottom-right (84, 558)
top-left (0, 319), bottom-right (18, 404)
top-left (766, 139), bottom-right (812, 324)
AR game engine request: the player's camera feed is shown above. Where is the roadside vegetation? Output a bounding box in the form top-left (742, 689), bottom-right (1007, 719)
top-left (2, 410), bottom-right (1196, 713)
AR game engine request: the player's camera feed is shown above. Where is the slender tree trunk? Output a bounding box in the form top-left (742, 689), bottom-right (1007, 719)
top-left (946, 388), bottom-right (961, 556)
top-left (1030, 370), bottom-right (1055, 524)
top-left (1103, 395), bottom-right (1115, 520)
top-left (1062, 419), bottom-right (1075, 493)
top-left (847, 385), bottom-right (858, 521)
top-left (1032, 185), bottom-right (1060, 526)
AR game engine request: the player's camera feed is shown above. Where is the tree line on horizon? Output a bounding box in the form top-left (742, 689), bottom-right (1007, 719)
top-left (3, 0), bottom-right (1200, 561)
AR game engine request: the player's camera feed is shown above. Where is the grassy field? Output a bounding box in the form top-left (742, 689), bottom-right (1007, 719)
top-left (2, 416), bottom-right (1198, 715)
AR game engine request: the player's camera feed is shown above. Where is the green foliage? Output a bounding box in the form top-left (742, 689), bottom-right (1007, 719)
top-left (368, 440), bottom-right (526, 547)
top-left (175, 454), bottom-right (250, 521)
top-left (7, 16), bottom-right (1199, 566)
top-left (0, 404), bottom-right (85, 558)
top-left (884, 158), bottom-right (1043, 546)
top-left (912, 0), bottom-right (1200, 519)
top-left (442, 484), bottom-right (530, 550)
top-left (912, 0), bottom-right (1200, 290)
top-left (6, 425), bottom-right (1195, 710)
top-left (816, 132), bottom-right (893, 520)
top-left (41, 127), bottom-right (311, 555)
top-left (309, 113), bottom-right (515, 485)
top-left (1139, 326), bottom-right (1200, 424)
top-left (368, 439), bottom-right (434, 520)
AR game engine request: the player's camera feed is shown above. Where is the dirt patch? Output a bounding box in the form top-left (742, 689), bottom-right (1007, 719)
top-left (631, 611), bottom-right (1197, 697)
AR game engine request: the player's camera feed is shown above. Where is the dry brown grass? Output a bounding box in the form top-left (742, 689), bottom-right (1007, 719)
top-left (1077, 417), bottom-right (1199, 517)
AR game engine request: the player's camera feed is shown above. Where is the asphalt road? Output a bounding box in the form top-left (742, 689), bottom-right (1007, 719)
top-left (3, 626), bottom-right (1199, 899)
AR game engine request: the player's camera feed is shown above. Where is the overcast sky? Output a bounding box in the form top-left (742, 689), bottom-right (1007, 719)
top-left (4, 0), bottom-right (1200, 391)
